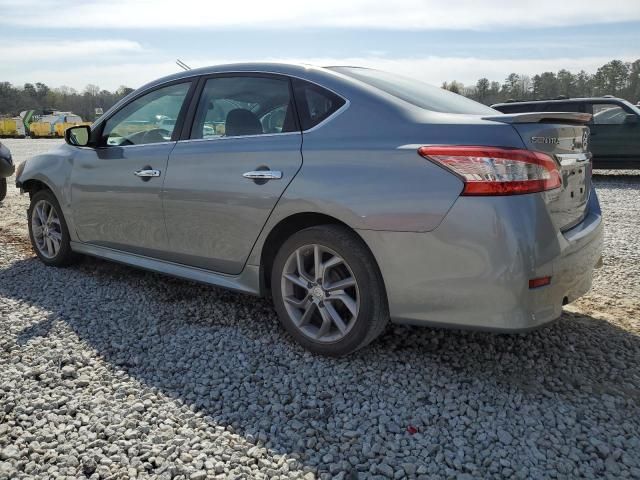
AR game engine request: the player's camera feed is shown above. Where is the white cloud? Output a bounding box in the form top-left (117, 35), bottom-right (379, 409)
top-left (0, 40), bottom-right (143, 62)
top-left (2, 0), bottom-right (640, 30)
top-left (5, 61), bottom-right (178, 90)
top-left (5, 55), bottom-right (637, 91)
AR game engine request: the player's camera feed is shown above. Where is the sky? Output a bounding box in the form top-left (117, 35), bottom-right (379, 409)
top-left (1, 0), bottom-right (639, 92)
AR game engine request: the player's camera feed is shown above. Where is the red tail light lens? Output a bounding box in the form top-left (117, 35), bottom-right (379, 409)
top-left (418, 146), bottom-right (561, 195)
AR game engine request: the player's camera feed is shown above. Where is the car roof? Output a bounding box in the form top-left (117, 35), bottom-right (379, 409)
top-left (139, 62), bottom-right (346, 91)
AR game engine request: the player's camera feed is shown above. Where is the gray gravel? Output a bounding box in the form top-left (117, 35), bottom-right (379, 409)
top-left (1, 139), bottom-right (639, 479)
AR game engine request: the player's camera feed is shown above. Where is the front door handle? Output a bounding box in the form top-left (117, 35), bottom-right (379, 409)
top-left (134, 169), bottom-right (161, 178)
top-left (242, 170), bottom-right (282, 180)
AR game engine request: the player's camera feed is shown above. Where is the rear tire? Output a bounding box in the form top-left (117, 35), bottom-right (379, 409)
top-left (27, 189), bottom-right (77, 266)
top-left (0, 178), bottom-right (6, 202)
top-left (271, 224), bottom-right (389, 356)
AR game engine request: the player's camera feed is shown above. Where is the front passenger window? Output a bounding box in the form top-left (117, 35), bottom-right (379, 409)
top-left (101, 82), bottom-right (191, 146)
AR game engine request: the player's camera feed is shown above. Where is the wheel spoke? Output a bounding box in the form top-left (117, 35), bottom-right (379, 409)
top-left (284, 273), bottom-right (308, 289)
top-left (320, 255), bottom-right (342, 286)
top-left (325, 277), bottom-right (356, 292)
top-left (49, 235), bottom-right (60, 254)
top-left (325, 302), bottom-right (348, 334)
top-left (328, 292), bottom-right (358, 317)
top-left (35, 204), bottom-right (46, 225)
top-left (284, 294), bottom-right (309, 309)
top-left (298, 302), bottom-right (316, 327)
top-left (45, 237), bottom-right (54, 257)
top-left (46, 205), bottom-right (55, 225)
top-left (316, 305), bottom-right (333, 338)
top-left (32, 224), bottom-right (43, 237)
top-left (296, 249), bottom-right (313, 282)
top-left (313, 245), bottom-right (321, 281)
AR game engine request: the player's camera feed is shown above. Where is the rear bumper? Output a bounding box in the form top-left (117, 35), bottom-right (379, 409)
top-left (357, 188), bottom-right (603, 331)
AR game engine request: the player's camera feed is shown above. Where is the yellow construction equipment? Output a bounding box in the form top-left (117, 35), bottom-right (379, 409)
top-left (0, 118), bottom-right (26, 138)
top-left (30, 122), bottom-right (54, 138)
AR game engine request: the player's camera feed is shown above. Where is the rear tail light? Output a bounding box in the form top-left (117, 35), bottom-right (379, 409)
top-left (418, 146), bottom-right (561, 196)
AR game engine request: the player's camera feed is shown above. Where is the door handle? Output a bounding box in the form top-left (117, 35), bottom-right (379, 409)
top-left (134, 169), bottom-right (161, 178)
top-left (242, 170), bottom-right (282, 180)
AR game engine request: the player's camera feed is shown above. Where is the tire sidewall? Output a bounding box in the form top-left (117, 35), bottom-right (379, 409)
top-left (28, 189), bottom-right (74, 266)
top-left (0, 178), bottom-right (6, 202)
top-left (271, 225), bottom-right (386, 356)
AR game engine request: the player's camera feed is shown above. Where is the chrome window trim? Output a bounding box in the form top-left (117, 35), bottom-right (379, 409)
top-left (178, 131), bottom-right (301, 145)
top-left (96, 140), bottom-right (176, 150)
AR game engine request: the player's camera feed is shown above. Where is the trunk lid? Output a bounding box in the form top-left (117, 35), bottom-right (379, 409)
top-left (485, 112), bottom-right (593, 231)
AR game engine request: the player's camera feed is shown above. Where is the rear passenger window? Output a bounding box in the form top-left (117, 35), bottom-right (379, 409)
top-left (292, 79), bottom-right (346, 130)
top-left (190, 76), bottom-right (297, 139)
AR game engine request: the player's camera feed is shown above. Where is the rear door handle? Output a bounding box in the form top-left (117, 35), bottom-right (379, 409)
top-left (134, 169), bottom-right (161, 178)
top-left (242, 170), bottom-right (282, 180)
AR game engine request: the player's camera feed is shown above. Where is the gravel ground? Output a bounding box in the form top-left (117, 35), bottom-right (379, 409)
top-left (0, 138), bottom-right (639, 480)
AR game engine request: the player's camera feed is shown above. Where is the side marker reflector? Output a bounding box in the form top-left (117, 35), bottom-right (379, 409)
top-left (529, 276), bottom-right (552, 289)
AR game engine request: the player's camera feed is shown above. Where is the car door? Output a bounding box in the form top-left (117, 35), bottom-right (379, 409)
top-left (162, 74), bottom-right (303, 275)
top-left (587, 102), bottom-right (640, 163)
top-left (71, 81), bottom-right (194, 257)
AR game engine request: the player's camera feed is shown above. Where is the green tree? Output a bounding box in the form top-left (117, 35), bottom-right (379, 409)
top-left (476, 77), bottom-right (490, 102)
top-left (593, 60), bottom-right (629, 95)
top-left (556, 69), bottom-right (575, 97)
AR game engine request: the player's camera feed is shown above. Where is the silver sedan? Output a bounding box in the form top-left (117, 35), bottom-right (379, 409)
top-left (16, 63), bottom-right (603, 356)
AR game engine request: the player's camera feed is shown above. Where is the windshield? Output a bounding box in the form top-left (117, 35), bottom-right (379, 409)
top-left (330, 67), bottom-right (498, 115)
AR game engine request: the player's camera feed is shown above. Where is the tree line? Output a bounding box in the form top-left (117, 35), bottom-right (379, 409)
top-left (443, 59), bottom-right (640, 106)
top-left (0, 83), bottom-right (134, 121)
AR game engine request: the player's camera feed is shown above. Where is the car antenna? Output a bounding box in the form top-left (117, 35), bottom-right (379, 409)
top-left (176, 59), bottom-right (191, 71)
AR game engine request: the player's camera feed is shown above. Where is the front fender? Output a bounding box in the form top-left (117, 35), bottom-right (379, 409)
top-left (16, 144), bottom-right (79, 240)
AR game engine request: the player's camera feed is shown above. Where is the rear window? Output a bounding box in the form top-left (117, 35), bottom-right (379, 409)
top-left (331, 67), bottom-right (497, 115)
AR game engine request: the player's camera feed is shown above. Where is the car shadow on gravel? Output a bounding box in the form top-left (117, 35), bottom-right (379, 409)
top-left (3, 255), bottom-right (640, 475)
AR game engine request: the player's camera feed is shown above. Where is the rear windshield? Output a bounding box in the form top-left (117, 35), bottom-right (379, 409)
top-left (330, 67), bottom-right (497, 115)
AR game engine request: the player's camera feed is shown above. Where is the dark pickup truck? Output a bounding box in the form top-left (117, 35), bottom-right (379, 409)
top-left (492, 97), bottom-right (640, 169)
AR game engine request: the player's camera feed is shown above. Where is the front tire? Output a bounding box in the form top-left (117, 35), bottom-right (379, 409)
top-left (0, 178), bottom-right (6, 202)
top-left (271, 224), bottom-right (389, 356)
top-left (28, 189), bottom-right (76, 266)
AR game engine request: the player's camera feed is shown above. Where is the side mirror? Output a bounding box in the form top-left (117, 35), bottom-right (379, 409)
top-left (65, 125), bottom-right (92, 147)
top-left (624, 113), bottom-right (639, 124)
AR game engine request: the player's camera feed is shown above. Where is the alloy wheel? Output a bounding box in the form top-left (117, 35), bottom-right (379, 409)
top-left (280, 243), bottom-right (360, 343)
top-left (31, 199), bottom-right (62, 259)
